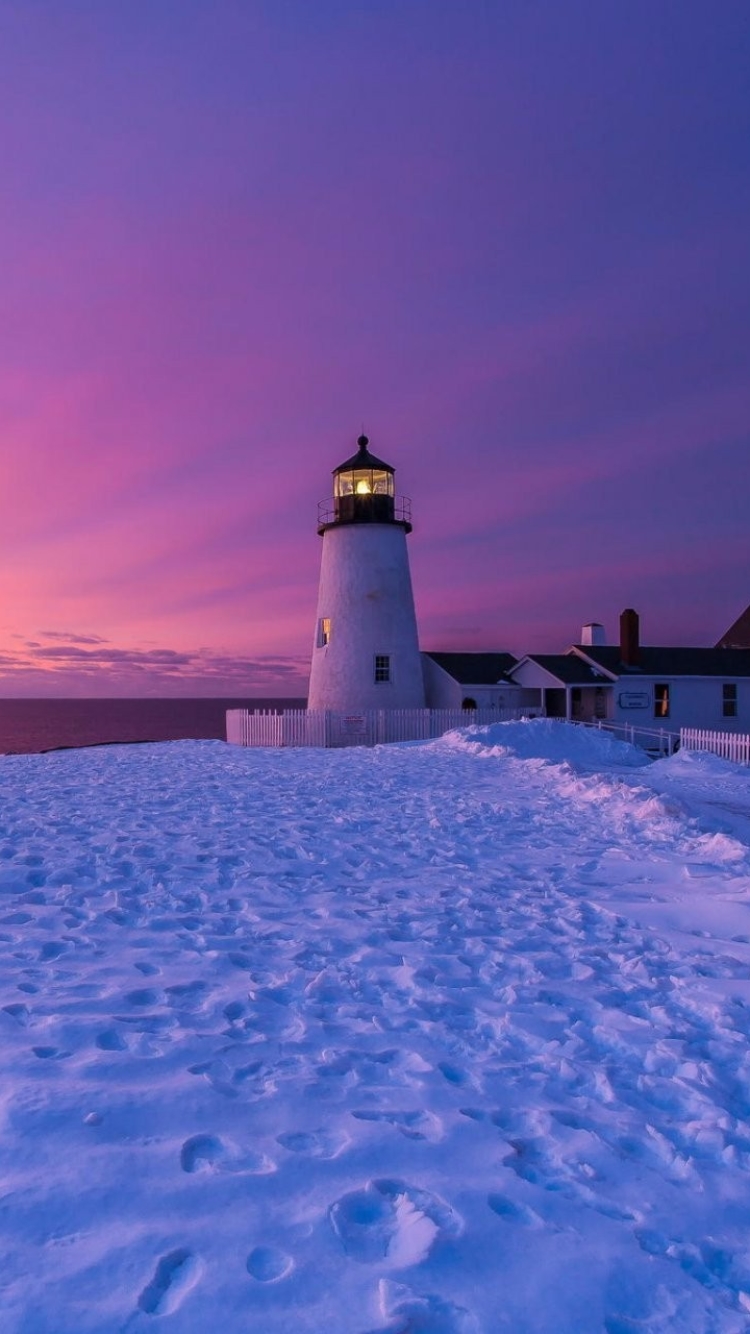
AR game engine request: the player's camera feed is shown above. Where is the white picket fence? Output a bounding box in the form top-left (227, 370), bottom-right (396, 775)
top-left (565, 717), bottom-right (679, 755)
top-left (680, 727), bottom-right (750, 765)
top-left (226, 706), bottom-right (542, 749)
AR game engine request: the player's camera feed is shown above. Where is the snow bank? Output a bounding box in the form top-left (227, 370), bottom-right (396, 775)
top-left (643, 746), bottom-right (750, 860)
top-left (438, 717), bottom-right (650, 768)
top-left (653, 746), bottom-right (750, 780)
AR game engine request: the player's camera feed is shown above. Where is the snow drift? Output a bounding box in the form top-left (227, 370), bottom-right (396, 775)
top-left (0, 730), bottom-right (749, 1332)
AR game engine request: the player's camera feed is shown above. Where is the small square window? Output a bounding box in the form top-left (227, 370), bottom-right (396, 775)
top-left (374, 654), bottom-right (391, 683)
top-left (654, 683), bottom-right (670, 718)
top-left (318, 617), bottom-right (331, 647)
top-left (723, 683), bottom-right (738, 718)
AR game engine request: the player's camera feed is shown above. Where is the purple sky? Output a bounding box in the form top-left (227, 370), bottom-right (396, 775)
top-left (0, 1), bottom-right (748, 696)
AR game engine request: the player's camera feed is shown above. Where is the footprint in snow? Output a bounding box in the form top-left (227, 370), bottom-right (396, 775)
top-left (138, 1248), bottom-right (202, 1316)
top-left (487, 1193), bottom-right (542, 1227)
top-left (371, 1279), bottom-right (478, 1333)
top-left (124, 987), bottom-right (161, 1006)
top-left (330, 1178), bottom-right (460, 1268)
top-left (134, 960), bottom-right (160, 976)
top-left (276, 1128), bottom-right (348, 1159)
top-left (437, 1061), bottom-right (474, 1089)
top-left (350, 1108), bottom-right (443, 1142)
top-left (187, 1054), bottom-right (274, 1098)
top-left (180, 1133), bottom-right (275, 1175)
top-left (39, 940), bottom-right (67, 960)
top-left (96, 1028), bottom-right (129, 1052)
top-left (635, 1228), bottom-right (748, 1301)
top-left (246, 1246), bottom-right (294, 1282)
top-left (499, 1133), bottom-right (638, 1221)
top-left (165, 980), bottom-right (210, 1011)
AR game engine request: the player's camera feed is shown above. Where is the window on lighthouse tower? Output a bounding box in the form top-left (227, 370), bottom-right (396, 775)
top-left (374, 655), bottom-right (391, 683)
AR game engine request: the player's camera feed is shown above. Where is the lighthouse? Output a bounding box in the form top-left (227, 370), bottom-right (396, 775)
top-left (308, 434), bottom-right (426, 712)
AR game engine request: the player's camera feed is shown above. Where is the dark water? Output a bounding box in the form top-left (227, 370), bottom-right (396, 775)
top-left (0, 699), bottom-right (307, 756)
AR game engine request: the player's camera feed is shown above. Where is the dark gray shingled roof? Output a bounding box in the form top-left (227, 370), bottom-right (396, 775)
top-left (575, 646), bottom-right (750, 678)
top-left (521, 654), bottom-right (614, 685)
top-left (424, 652), bottom-right (518, 685)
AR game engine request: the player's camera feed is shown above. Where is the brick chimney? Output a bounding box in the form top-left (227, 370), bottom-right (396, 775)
top-left (620, 608), bottom-right (640, 666)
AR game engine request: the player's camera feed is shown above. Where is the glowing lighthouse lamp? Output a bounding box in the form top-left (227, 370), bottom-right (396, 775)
top-left (308, 434), bottom-right (426, 712)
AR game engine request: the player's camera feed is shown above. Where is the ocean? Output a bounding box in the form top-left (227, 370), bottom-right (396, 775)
top-left (0, 698), bottom-right (306, 756)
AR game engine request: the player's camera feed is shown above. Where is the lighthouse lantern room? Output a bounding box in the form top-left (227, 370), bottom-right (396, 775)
top-left (308, 435), bottom-right (426, 713)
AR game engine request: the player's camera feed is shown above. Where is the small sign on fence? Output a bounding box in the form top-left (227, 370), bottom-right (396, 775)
top-left (342, 715), bottom-right (367, 735)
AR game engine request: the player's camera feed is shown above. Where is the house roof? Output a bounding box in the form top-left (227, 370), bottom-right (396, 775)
top-left (573, 645), bottom-right (750, 678)
top-left (518, 654), bottom-right (614, 686)
top-left (424, 651), bottom-right (518, 685)
top-left (716, 604), bottom-right (750, 649)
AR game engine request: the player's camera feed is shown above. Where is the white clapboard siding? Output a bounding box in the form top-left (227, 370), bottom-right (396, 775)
top-left (681, 728), bottom-right (750, 766)
top-left (227, 707), bottom-right (542, 749)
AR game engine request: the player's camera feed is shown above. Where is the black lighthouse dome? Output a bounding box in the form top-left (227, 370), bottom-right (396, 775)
top-left (317, 434), bottom-right (412, 534)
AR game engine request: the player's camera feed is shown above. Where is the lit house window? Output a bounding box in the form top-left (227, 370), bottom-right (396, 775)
top-left (318, 618), bottom-right (331, 647)
top-left (374, 655), bottom-right (391, 683)
top-left (723, 683), bottom-right (738, 718)
top-left (654, 683), bottom-right (670, 718)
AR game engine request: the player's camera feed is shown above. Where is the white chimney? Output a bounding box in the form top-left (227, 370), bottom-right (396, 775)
top-left (581, 622), bottom-right (606, 646)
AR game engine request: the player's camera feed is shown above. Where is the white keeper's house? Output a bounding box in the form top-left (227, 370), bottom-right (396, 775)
top-left (421, 652), bottom-right (531, 711)
top-left (509, 608), bottom-right (750, 733)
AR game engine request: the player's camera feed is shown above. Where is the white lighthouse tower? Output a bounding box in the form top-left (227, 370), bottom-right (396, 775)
top-left (308, 434), bottom-right (426, 712)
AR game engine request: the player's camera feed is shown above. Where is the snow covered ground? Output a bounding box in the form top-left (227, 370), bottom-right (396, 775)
top-left (2, 720), bottom-right (750, 1333)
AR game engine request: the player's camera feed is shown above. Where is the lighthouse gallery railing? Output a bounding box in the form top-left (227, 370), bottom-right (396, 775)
top-left (316, 496), bottom-right (412, 529)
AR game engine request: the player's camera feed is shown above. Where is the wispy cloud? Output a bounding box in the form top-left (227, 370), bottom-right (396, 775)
top-left (0, 634), bottom-right (308, 698)
top-left (38, 630), bottom-right (110, 644)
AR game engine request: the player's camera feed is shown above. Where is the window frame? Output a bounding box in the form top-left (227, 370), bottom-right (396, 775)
top-left (374, 654), bottom-right (391, 684)
top-left (653, 683), bottom-right (670, 719)
top-left (722, 682), bottom-right (738, 718)
top-left (334, 469), bottom-right (394, 499)
top-left (317, 617), bottom-right (331, 647)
